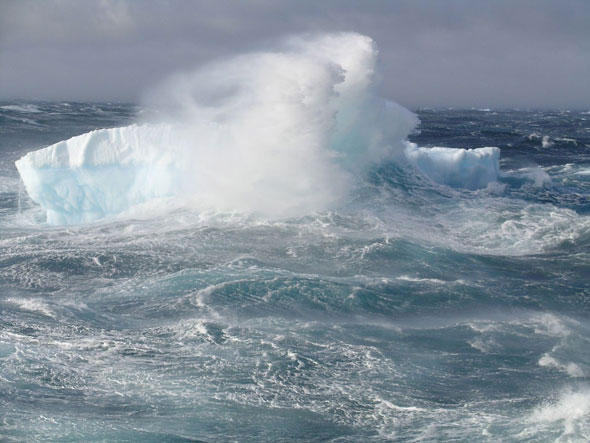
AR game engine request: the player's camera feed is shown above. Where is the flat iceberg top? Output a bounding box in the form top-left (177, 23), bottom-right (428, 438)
top-left (16, 124), bottom-right (179, 169)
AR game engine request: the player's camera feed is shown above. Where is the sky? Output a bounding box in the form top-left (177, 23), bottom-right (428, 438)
top-left (0, 0), bottom-right (589, 109)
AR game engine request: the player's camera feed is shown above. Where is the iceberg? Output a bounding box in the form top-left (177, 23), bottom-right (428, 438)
top-left (15, 125), bottom-right (183, 224)
top-left (404, 143), bottom-right (500, 189)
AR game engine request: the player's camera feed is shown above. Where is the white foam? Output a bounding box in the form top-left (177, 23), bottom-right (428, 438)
top-left (528, 388), bottom-right (590, 438)
top-left (539, 354), bottom-right (585, 377)
top-left (1, 104), bottom-right (41, 113)
top-left (531, 313), bottom-right (573, 338)
top-left (0, 175), bottom-right (21, 193)
top-left (469, 337), bottom-right (496, 353)
top-left (513, 166), bottom-right (552, 187)
top-left (541, 135), bottom-right (553, 148)
top-left (555, 137), bottom-right (578, 145)
top-left (396, 275), bottom-right (457, 285)
top-left (5, 297), bottom-right (55, 318)
top-left (441, 202), bottom-right (590, 255)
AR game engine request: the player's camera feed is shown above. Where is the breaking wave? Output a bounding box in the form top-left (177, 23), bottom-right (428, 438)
top-left (15, 33), bottom-right (499, 224)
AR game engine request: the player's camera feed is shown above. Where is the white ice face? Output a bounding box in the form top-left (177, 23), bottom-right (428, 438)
top-left (15, 124), bottom-right (182, 224)
top-left (404, 143), bottom-right (500, 190)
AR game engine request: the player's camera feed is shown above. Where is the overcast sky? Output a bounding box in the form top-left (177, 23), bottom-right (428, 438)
top-left (1, 0), bottom-right (589, 109)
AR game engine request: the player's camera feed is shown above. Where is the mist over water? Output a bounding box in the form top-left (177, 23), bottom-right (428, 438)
top-left (1, 33), bottom-right (590, 441)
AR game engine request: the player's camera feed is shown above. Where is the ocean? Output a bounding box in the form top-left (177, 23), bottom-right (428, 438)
top-left (0, 33), bottom-right (589, 442)
top-left (1, 100), bottom-right (588, 442)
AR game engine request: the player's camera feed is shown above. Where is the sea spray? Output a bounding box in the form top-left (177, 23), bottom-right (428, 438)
top-left (15, 33), bottom-right (499, 224)
top-left (16, 33), bottom-right (419, 223)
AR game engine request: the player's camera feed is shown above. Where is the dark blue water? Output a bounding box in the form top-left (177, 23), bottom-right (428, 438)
top-left (1, 102), bottom-right (589, 441)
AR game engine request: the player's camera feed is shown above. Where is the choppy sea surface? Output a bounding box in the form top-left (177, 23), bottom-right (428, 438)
top-left (1, 102), bottom-right (589, 441)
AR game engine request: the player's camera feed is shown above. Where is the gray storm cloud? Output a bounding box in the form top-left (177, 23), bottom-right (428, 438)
top-left (1, 0), bottom-right (589, 109)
